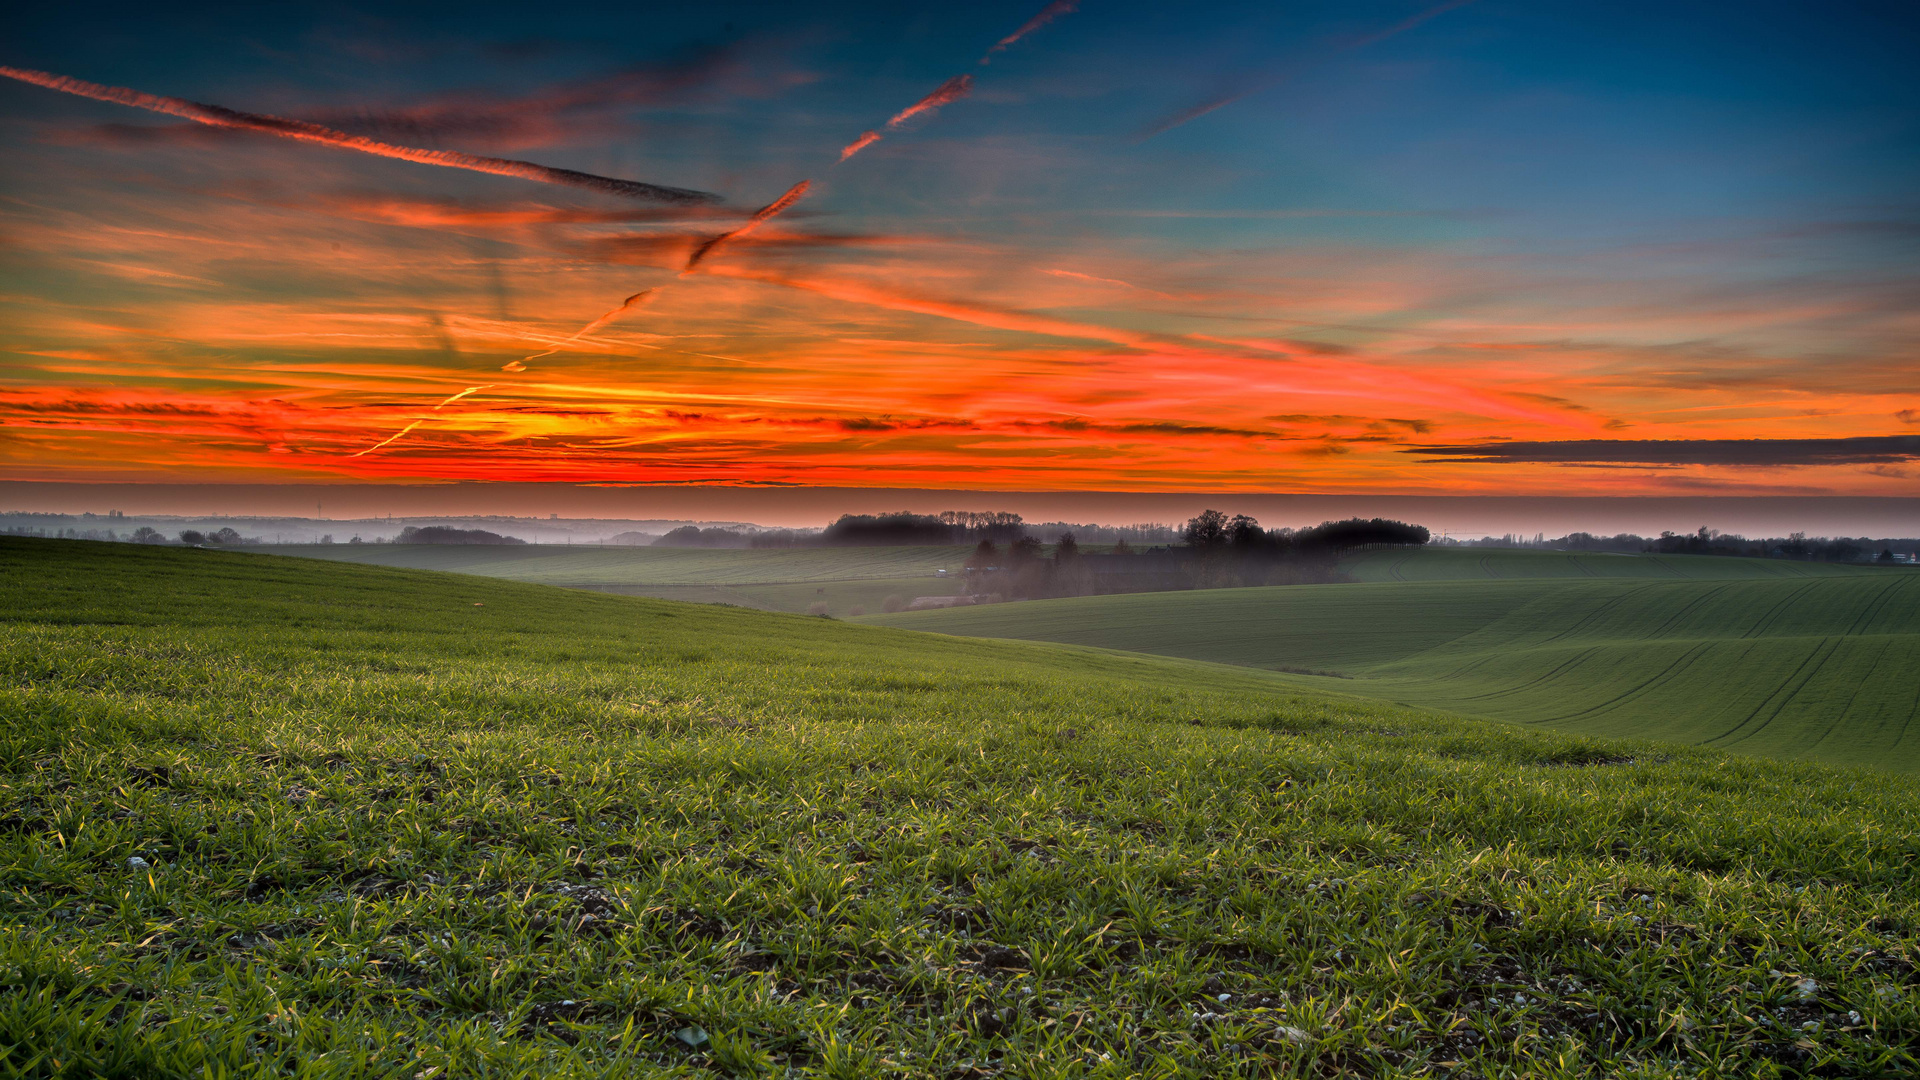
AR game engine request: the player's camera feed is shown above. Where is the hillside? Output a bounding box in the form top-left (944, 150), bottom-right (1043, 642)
top-left (1342, 546), bottom-right (1879, 582)
top-left (277, 542), bottom-right (967, 615)
top-left (3, 538), bottom-right (1917, 1077)
top-left (867, 557), bottom-right (1920, 771)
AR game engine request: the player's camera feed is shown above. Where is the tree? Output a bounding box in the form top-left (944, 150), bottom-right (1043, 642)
top-left (131, 527), bottom-right (164, 544)
top-left (208, 527), bottom-right (244, 545)
top-left (965, 540), bottom-right (999, 569)
top-left (178, 529), bottom-right (206, 545)
top-left (882, 594), bottom-right (907, 613)
top-left (1227, 514), bottom-right (1264, 548)
top-left (1054, 532), bottom-right (1080, 563)
top-left (1112, 538), bottom-right (1134, 555)
top-left (1182, 509), bottom-right (1230, 548)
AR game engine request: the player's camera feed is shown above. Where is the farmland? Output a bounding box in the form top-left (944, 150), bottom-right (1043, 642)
top-left (4, 536), bottom-right (1918, 1077)
top-left (281, 543), bottom-right (969, 615)
top-left (868, 551), bottom-right (1920, 772)
top-left (1342, 546), bottom-right (1877, 583)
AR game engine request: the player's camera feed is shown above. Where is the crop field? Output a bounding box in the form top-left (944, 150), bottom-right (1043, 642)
top-left (1342, 547), bottom-right (1875, 583)
top-left (279, 544), bottom-right (968, 614)
top-left (5, 537), bottom-right (1919, 1077)
top-left (868, 568), bottom-right (1920, 772)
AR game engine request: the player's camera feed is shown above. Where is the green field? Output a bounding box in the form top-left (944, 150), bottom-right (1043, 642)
top-left (1343, 546), bottom-right (1878, 583)
top-left (868, 551), bottom-right (1920, 771)
top-left (279, 544), bottom-right (967, 615)
top-left (5, 537), bottom-right (1918, 1077)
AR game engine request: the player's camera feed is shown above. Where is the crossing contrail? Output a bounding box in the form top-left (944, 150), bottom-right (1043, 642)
top-left (0, 64), bottom-right (721, 204)
top-left (505, 291), bottom-right (656, 371)
top-left (683, 180), bottom-right (812, 272)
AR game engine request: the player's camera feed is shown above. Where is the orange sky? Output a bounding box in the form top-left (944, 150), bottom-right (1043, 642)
top-left (2, 3), bottom-right (1916, 495)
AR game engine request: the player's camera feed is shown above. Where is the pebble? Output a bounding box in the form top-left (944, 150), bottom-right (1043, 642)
top-left (127, 856), bottom-right (149, 870)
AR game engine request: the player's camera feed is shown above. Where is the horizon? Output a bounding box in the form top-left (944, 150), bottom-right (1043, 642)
top-left (3, 481), bottom-right (1916, 539)
top-left (3, 2), bottom-right (1918, 496)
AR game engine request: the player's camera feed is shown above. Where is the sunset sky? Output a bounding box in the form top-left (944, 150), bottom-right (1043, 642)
top-left (2, 0), bottom-right (1916, 496)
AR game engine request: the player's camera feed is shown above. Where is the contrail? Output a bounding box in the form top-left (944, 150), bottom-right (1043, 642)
top-left (841, 74), bottom-right (975, 161)
top-left (349, 420), bottom-right (423, 458)
top-left (433, 384), bottom-right (494, 408)
top-left (505, 291), bottom-right (656, 372)
top-left (839, 130), bottom-right (883, 161)
top-left (0, 64), bottom-right (721, 204)
top-left (887, 75), bottom-right (973, 129)
top-left (983, 0), bottom-right (1079, 62)
top-left (683, 180), bottom-right (812, 273)
top-left (1137, 0), bottom-right (1478, 141)
top-left (350, 385), bottom-right (494, 457)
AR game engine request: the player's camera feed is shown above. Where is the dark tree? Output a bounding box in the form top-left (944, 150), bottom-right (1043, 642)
top-left (1183, 509), bottom-right (1230, 548)
top-left (131, 527), bottom-right (164, 544)
top-left (178, 529), bottom-right (206, 545)
top-left (1227, 514), bottom-right (1265, 548)
top-left (1054, 532), bottom-right (1080, 562)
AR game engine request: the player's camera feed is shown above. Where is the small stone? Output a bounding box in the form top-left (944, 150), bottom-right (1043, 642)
top-left (1273, 1026), bottom-right (1311, 1044)
top-left (1794, 978), bottom-right (1819, 1001)
top-left (127, 856), bottom-right (149, 870)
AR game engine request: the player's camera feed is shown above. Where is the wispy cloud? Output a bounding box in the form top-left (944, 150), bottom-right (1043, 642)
top-left (0, 64), bottom-right (721, 203)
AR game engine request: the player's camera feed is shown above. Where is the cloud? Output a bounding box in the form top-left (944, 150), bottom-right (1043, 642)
top-left (683, 180), bottom-right (812, 272)
top-left (1, 64), bottom-right (720, 203)
top-left (1042, 268), bottom-right (1181, 300)
top-left (1406, 435), bottom-right (1920, 466)
top-left (983, 1), bottom-right (1080, 61)
top-left (1899, 409), bottom-right (1919, 426)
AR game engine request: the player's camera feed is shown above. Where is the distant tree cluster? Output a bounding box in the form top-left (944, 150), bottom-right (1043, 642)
top-left (805, 511), bottom-right (1032, 547)
top-left (394, 526), bottom-right (526, 546)
top-left (178, 527), bottom-right (259, 546)
top-left (962, 511), bottom-right (1430, 599)
top-left (653, 526), bottom-right (751, 548)
top-left (1436, 527), bottom-right (1916, 564)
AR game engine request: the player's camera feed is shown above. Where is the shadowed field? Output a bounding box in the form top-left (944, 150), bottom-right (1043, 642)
top-left (869, 551), bottom-right (1920, 771)
top-left (279, 543), bottom-right (970, 614)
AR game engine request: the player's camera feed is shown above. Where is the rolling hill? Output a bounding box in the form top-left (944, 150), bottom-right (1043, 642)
top-left (3, 538), bottom-right (1917, 1076)
top-left (279, 542), bottom-right (970, 614)
top-left (868, 550), bottom-right (1919, 771)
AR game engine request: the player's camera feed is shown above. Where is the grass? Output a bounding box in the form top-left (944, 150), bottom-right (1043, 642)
top-left (277, 545), bottom-right (967, 616)
top-left (865, 562), bottom-right (1920, 772)
top-left (3, 537), bottom-right (1919, 1078)
top-left (1342, 547), bottom-right (1876, 583)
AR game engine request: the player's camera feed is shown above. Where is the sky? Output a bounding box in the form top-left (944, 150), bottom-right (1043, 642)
top-left (2, 0), bottom-right (1917, 497)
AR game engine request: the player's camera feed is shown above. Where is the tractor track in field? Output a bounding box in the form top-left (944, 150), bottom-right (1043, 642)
top-left (1705, 635), bottom-right (1843, 749)
top-left (1843, 575), bottom-right (1913, 638)
top-left (1537, 641), bottom-right (1714, 724)
top-left (1452, 645), bottom-right (1604, 703)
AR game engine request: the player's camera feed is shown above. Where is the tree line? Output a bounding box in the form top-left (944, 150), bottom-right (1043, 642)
top-left (961, 511), bottom-right (1430, 600)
